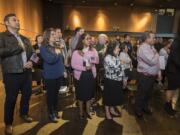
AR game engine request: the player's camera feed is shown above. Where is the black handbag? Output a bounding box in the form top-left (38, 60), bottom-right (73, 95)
top-left (124, 68), bottom-right (137, 80)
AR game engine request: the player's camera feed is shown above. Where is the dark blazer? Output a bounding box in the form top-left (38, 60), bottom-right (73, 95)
top-left (166, 37), bottom-right (180, 74)
top-left (33, 44), bottom-right (39, 50)
top-left (122, 41), bottom-right (133, 57)
top-left (0, 31), bottom-right (33, 73)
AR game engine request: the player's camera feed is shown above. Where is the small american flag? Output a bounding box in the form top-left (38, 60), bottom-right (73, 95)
top-left (30, 53), bottom-right (39, 63)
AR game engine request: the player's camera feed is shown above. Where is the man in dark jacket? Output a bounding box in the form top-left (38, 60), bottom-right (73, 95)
top-left (122, 34), bottom-right (133, 57)
top-left (0, 13), bottom-right (34, 135)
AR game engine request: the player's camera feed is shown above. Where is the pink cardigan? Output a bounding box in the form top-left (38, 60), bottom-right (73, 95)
top-left (71, 48), bottom-right (99, 80)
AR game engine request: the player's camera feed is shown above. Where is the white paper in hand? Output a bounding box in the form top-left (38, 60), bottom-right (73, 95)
top-left (159, 56), bottom-right (165, 70)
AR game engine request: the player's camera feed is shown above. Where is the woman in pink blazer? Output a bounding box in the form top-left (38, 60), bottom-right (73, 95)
top-left (71, 33), bottom-right (99, 119)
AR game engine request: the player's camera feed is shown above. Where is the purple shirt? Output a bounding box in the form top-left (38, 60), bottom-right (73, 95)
top-left (137, 43), bottom-right (160, 76)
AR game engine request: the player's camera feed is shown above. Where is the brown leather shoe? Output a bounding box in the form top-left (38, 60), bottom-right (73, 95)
top-left (5, 125), bottom-right (13, 135)
top-left (20, 115), bottom-right (33, 123)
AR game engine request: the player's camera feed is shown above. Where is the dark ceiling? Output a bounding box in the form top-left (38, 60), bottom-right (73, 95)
top-left (45, 0), bottom-right (180, 8)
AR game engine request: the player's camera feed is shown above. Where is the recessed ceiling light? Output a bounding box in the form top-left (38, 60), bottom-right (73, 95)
top-left (114, 2), bottom-right (118, 6)
top-left (130, 3), bottom-right (134, 7)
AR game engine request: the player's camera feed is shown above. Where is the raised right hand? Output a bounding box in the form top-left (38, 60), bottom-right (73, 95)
top-left (55, 48), bottom-right (61, 54)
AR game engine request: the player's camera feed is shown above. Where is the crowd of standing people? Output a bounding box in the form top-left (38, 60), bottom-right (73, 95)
top-left (0, 13), bottom-right (180, 135)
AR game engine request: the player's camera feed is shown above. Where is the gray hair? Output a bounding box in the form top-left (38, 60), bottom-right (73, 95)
top-left (141, 31), bottom-right (154, 42)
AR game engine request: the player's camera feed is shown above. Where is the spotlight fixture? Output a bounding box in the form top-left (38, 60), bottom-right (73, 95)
top-left (130, 3), bottom-right (134, 7)
top-left (114, 2), bottom-right (118, 6)
top-left (82, 0), bottom-right (86, 3)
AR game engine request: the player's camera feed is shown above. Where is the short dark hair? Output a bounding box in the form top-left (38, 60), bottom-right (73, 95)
top-left (124, 34), bottom-right (130, 39)
top-left (4, 13), bottom-right (16, 22)
top-left (121, 44), bottom-right (128, 51)
top-left (105, 41), bottom-right (120, 57)
top-left (42, 28), bottom-right (55, 45)
top-left (55, 28), bottom-right (61, 31)
top-left (74, 27), bottom-right (82, 35)
top-left (141, 31), bottom-right (154, 42)
top-left (35, 34), bottom-right (43, 42)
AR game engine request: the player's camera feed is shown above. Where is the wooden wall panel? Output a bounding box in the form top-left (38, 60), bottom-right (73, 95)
top-left (63, 6), bottom-right (157, 32)
top-left (0, 0), bottom-right (42, 41)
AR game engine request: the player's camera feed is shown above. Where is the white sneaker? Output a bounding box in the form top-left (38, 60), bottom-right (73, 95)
top-left (59, 86), bottom-right (68, 94)
top-left (100, 85), bottom-right (104, 91)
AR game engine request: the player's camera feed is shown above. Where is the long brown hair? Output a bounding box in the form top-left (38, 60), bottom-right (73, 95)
top-left (42, 28), bottom-right (55, 45)
top-left (75, 33), bottom-right (93, 51)
top-left (163, 40), bottom-right (172, 47)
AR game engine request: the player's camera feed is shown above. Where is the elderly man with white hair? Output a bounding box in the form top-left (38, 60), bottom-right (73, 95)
top-left (95, 34), bottom-right (109, 91)
top-left (96, 34), bottom-right (108, 53)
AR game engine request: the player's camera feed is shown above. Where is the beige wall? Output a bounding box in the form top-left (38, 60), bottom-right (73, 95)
top-left (63, 6), bottom-right (157, 32)
top-left (0, 0), bottom-right (43, 41)
top-left (0, 0), bottom-right (43, 80)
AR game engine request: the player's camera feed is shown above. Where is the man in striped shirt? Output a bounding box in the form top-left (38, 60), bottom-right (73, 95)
top-left (135, 31), bottom-right (161, 118)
